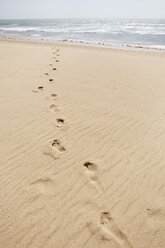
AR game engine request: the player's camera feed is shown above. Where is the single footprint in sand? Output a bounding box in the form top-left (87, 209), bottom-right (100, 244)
top-left (31, 177), bottom-right (52, 185)
top-left (146, 208), bottom-right (165, 227)
top-left (50, 93), bottom-right (57, 100)
top-left (32, 86), bottom-right (44, 93)
top-left (100, 212), bottom-right (133, 248)
top-left (43, 139), bottom-right (65, 159)
top-left (51, 139), bottom-right (65, 152)
top-left (49, 79), bottom-right (54, 82)
top-left (45, 73), bottom-right (49, 76)
top-left (54, 117), bottom-right (69, 131)
top-left (56, 118), bottom-right (64, 128)
top-left (146, 208), bottom-right (165, 217)
top-left (49, 104), bottom-right (58, 112)
top-left (83, 161), bottom-right (104, 192)
top-left (29, 177), bottom-right (55, 195)
top-left (53, 67), bottom-right (57, 71)
top-left (56, 60), bottom-right (59, 62)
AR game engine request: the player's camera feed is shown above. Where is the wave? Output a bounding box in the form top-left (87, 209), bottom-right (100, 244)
top-left (1, 27), bottom-right (165, 36)
top-left (1, 26), bottom-right (165, 36)
top-left (0, 27), bottom-right (38, 32)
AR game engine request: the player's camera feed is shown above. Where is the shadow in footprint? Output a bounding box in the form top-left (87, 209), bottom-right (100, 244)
top-left (84, 162), bottom-right (97, 171)
top-left (45, 73), bottom-right (49, 76)
top-left (53, 68), bottom-right (57, 71)
top-left (49, 79), bottom-right (54, 82)
top-left (100, 212), bottom-right (133, 248)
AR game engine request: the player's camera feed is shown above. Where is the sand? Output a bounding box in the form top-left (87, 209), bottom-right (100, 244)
top-left (0, 39), bottom-right (165, 248)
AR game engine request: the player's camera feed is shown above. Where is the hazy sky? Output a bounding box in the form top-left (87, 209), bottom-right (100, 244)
top-left (0, 0), bottom-right (164, 19)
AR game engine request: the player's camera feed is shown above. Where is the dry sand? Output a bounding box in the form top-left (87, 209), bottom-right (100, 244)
top-left (0, 39), bottom-right (165, 248)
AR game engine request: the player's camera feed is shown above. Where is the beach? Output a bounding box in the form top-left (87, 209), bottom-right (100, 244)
top-left (1, 39), bottom-right (165, 248)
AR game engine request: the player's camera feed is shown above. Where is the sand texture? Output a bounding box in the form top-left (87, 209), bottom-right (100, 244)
top-left (0, 40), bottom-right (165, 248)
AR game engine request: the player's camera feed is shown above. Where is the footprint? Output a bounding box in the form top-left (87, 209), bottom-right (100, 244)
top-left (51, 139), bottom-right (65, 152)
top-left (50, 93), bottom-right (57, 100)
top-left (49, 104), bottom-right (58, 112)
top-left (56, 60), bottom-right (59, 62)
top-left (56, 118), bottom-right (64, 128)
top-left (54, 117), bottom-right (69, 131)
top-left (84, 162), bottom-right (97, 170)
top-left (43, 139), bottom-right (65, 159)
top-left (45, 73), bottom-right (49, 76)
top-left (31, 177), bottom-right (52, 185)
top-left (29, 177), bottom-right (54, 195)
top-left (32, 86), bottom-right (44, 93)
top-left (36, 86), bottom-right (43, 91)
top-left (83, 161), bottom-right (104, 192)
top-left (49, 79), bottom-right (54, 82)
top-left (146, 208), bottom-right (165, 227)
top-left (53, 67), bottom-right (57, 71)
top-left (100, 212), bottom-right (133, 248)
top-left (146, 208), bottom-right (165, 217)
top-left (49, 64), bottom-right (53, 66)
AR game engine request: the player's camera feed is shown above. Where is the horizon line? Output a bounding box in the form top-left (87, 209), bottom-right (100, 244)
top-left (0, 17), bottom-right (165, 20)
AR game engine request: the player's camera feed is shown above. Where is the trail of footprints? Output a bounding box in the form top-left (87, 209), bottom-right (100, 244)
top-left (83, 161), bottom-right (133, 247)
top-left (31, 46), bottom-right (135, 247)
top-left (32, 47), bottom-right (66, 159)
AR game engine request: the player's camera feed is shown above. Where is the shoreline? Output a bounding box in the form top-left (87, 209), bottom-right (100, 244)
top-left (1, 36), bottom-right (165, 56)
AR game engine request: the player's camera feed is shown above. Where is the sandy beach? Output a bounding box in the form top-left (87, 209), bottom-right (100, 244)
top-left (1, 39), bottom-right (165, 248)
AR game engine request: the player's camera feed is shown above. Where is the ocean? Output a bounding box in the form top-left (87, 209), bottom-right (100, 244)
top-left (0, 18), bottom-right (165, 50)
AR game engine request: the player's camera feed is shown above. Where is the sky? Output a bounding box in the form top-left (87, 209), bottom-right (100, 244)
top-left (0, 0), bottom-right (164, 19)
